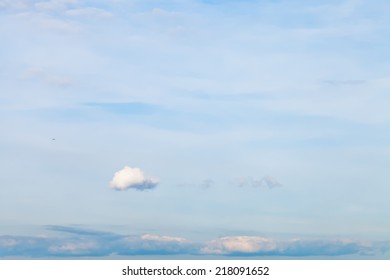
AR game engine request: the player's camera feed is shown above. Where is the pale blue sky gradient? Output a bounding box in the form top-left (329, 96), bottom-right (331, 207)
top-left (1, 0), bottom-right (390, 258)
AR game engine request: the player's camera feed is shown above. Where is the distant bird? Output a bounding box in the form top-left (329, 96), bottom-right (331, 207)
top-left (52, 138), bottom-right (55, 140)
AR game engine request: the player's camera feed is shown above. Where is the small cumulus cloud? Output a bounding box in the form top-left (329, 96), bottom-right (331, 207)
top-left (109, 166), bottom-right (159, 191)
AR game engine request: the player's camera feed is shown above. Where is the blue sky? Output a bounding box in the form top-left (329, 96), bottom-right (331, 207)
top-left (1, 0), bottom-right (390, 259)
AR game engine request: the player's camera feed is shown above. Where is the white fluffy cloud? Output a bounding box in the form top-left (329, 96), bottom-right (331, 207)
top-left (109, 166), bottom-right (159, 191)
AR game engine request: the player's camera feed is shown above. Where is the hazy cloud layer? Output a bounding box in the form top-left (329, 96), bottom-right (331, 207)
top-left (0, 226), bottom-right (388, 258)
top-left (110, 166), bottom-right (159, 191)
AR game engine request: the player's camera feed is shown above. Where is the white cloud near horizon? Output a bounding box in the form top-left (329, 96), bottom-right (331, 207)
top-left (109, 166), bottom-right (159, 191)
